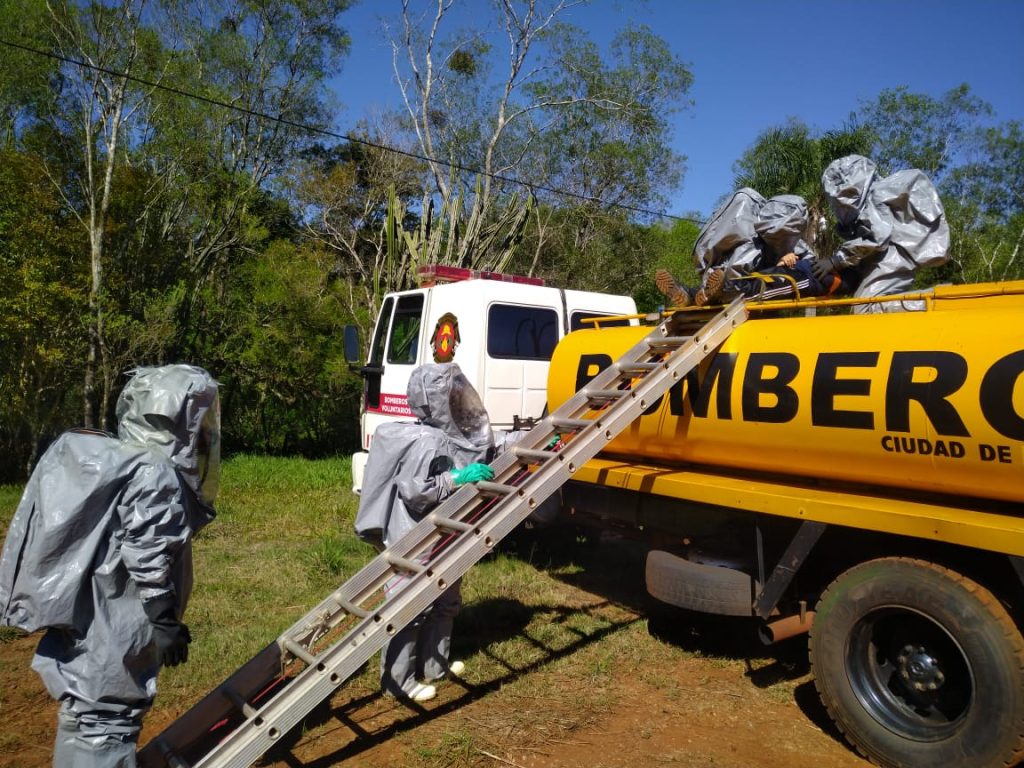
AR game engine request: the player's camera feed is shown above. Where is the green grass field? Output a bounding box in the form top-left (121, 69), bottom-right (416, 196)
top-left (0, 455), bottom-right (820, 768)
top-left (0, 455), bottom-right (665, 748)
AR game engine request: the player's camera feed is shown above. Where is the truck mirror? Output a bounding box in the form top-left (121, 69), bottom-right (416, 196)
top-left (343, 325), bottom-right (361, 365)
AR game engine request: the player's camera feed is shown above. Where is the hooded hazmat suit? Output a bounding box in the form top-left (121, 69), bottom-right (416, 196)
top-left (693, 187), bottom-right (767, 279)
top-left (684, 191), bottom-right (821, 303)
top-left (821, 154), bottom-right (950, 313)
top-left (354, 363), bottom-right (493, 698)
top-left (0, 365), bottom-right (219, 768)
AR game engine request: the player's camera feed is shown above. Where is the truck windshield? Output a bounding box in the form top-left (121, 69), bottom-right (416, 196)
top-left (387, 294), bottom-right (424, 365)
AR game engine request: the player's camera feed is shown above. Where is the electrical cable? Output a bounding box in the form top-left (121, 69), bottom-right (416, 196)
top-left (0, 36), bottom-right (701, 224)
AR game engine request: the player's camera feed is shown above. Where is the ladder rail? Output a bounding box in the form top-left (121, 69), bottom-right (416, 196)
top-left (141, 299), bottom-right (748, 768)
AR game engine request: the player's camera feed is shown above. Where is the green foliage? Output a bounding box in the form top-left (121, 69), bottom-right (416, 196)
top-left (201, 240), bottom-right (363, 456)
top-left (387, 178), bottom-right (534, 277)
top-left (857, 84), bottom-right (992, 180)
top-left (0, 148), bottom-right (87, 480)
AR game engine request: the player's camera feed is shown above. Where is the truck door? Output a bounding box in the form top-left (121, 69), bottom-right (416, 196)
top-left (483, 302), bottom-right (560, 428)
top-left (360, 292), bottom-right (425, 448)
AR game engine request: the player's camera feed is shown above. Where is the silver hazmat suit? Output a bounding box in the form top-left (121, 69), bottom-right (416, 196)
top-left (692, 187), bottom-right (766, 279)
top-left (822, 154), bottom-right (950, 313)
top-left (0, 365), bottom-right (220, 768)
top-left (752, 194), bottom-right (816, 266)
top-left (354, 363), bottom-right (493, 697)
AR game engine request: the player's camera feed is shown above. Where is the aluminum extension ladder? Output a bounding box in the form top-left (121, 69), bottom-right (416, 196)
top-left (140, 298), bottom-right (747, 768)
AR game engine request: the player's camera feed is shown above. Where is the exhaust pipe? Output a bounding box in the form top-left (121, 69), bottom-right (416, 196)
top-left (758, 610), bottom-right (815, 645)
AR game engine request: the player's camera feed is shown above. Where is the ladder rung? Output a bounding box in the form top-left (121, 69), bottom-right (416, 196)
top-left (475, 480), bottom-right (518, 496)
top-left (283, 638), bottom-right (319, 667)
top-left (647, 335), bottom-right (691, 349)
top-left (514, 447), bottom-right (557, 463)
top-left (429, 513), bottom-right (474, 533)
top-left (551, 417), bottom-right (593, 430)
top-left (617, 362), bottom-right (659, 374)
top-left (333, 596), bottom-right (370, 619)
top-left (222, 687), bottom-right (258, 719)
top-left (385, 553), bottom-right (427, 575)
top-left (584, 388), bottom-right (629, 401)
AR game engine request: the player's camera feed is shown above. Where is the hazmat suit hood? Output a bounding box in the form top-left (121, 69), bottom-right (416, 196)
top-left (117, 365), bottom-right (221, 508)
top-left (823, 155), bottom-right (877, 227)
top-left (753, 194), bottom-right (815, 259)
top-left (692, 187), bottom-right (766, 273)
top-left (406, 363), bottom-right (493, 465)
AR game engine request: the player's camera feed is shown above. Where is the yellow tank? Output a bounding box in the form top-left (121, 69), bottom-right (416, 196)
top-left (547, 282), bottom-right (1024, 504)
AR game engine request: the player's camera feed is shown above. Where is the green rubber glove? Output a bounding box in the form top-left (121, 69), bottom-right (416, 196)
top-left (451, 463), bottom-right (494, 485)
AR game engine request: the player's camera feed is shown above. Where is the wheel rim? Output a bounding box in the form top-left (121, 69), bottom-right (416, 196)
top-left (846, 606), bottom-right (974, 741)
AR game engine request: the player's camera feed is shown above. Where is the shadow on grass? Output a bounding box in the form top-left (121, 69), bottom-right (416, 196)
top-left (270, 595), bottom-right (640, 767)
top-left (523, 524), bottom-right (856, 756)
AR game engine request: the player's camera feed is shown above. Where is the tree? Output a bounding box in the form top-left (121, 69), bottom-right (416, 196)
top-left (41, 0), bottom-right (155, 427)
top-left (0, 147), bottom-right (87, 479)
top-left (147, 0), bottom-right (352, 348)
top-left (285, 126), bottom-right (425, 341)
top-left (389, 1), bottom-right (692, 242)
top-left (856, 84), bottom-right (992, 181)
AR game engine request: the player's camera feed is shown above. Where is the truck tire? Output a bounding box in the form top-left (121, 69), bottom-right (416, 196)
top-left (809, 557), bottom-right (1024, 768)
top-left (645, 550), bottom-right (754, 616)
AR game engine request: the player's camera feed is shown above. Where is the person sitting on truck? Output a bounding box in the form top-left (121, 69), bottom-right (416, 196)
top-left (812, 154), bottom-right (950, 313)
top-left (656, 193), bottom-right (845, 306)
top-left (354, 362), bottom-right (495, 704)
top-left (0, 365), bottom-right (220, 768)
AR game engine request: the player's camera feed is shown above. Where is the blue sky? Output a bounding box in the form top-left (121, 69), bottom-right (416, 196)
top-left (330, 0), bottom-right (1024, 218)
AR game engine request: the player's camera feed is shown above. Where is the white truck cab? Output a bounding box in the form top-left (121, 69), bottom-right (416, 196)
top-left (349, 264), bottom-right (638, 491)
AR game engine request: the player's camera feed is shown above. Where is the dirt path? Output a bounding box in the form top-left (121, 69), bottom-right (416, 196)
top-left (1, 610), bottom-right (868, 768)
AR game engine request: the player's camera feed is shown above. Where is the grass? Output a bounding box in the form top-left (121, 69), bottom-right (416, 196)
top-left (0, 455), bottom-right (813, 768)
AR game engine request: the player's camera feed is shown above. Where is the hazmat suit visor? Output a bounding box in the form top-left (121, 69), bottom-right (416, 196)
top-left (823, 155), bottom-right (877, 226)
top-left (196, 398), bottom-right (221, 504)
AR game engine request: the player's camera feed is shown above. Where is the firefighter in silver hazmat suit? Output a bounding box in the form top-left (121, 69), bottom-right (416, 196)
top-left (658, 192), bottom-right (826, 305)
top-left (0, 364), bottom-right (220, 768)
top-left (816, 154), bottom-right (950, 313)
top-left (354, 363), bottom-right (494, 703)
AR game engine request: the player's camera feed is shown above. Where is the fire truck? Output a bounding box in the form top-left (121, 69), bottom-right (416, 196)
top-left (145, 274), bottom-right (1024, 768)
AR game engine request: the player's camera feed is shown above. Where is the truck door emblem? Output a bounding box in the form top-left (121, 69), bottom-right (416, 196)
top-left (431, 312), bottom-right (461, 362)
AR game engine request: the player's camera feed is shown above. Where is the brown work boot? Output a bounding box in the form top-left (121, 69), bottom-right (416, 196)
top-left (694, 268), bottom-right (725, 307)
top-left (655, 268), bottom-right (691, 307)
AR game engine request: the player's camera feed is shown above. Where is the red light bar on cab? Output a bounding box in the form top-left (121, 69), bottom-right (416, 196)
top-left (417, 264), bottom-right (545, 287)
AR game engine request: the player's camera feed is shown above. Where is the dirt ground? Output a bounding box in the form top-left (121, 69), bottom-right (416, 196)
top-left (1, 602), bottom-right (870, 768)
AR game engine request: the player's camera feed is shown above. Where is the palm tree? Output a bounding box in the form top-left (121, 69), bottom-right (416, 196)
top-left (732, 120), bottom-right (874, 256)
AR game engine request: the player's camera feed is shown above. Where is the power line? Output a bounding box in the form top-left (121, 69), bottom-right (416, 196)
top-left (0, 36), bottom-right (701, 225)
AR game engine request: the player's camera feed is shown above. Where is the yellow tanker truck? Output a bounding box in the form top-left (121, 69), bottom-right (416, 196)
top-left (547, 281), bottom-right (1024, 768)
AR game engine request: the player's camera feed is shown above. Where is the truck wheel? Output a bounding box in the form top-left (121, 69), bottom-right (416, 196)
top-left (809, 557), bottom-right (1024, 768)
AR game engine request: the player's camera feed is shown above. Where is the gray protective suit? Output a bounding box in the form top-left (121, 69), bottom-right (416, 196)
top-left (0, 365), bottom-right (219, 768)
top-left (752, 195), bottom-right (816, 266)
top-left (354, 363), bottom-right (493, 697)
top-left (822, 154), bottom-right (950, 313)
top-left (693, 187), bottom-right (767, 279)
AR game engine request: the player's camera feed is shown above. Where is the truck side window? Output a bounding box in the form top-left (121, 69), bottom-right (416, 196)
top-left (369, 297), bottom-right (394, 365)
top-left (571, 312), bottom-right (631, 331)
top-left (488, 304), bottom-right (559, 360)
top-left (387, 294), bottom-right (424, 365)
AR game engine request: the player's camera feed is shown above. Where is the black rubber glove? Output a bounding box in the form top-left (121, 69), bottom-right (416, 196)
top-left (143, 596), bottom-right (191, 667)
top-left (811, 256), bottom-right (840, 281)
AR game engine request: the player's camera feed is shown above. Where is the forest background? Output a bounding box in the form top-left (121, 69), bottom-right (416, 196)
top-left (0, 0), bottom-right (1021, 482)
